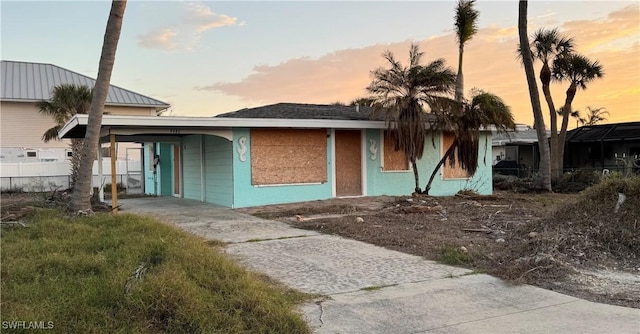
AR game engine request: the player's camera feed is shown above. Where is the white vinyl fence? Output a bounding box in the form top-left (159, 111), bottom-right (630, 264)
top-left (1, 160), bottom-right (143, 193)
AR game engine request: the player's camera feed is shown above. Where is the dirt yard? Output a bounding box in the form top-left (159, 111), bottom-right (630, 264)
top-left (3, 182), bottom-right (638, 309)
top-left (240, 190), bottom-right (639, 309)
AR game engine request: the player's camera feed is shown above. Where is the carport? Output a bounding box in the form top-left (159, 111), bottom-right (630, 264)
top-left (59, 114), bottom-right (236, 210)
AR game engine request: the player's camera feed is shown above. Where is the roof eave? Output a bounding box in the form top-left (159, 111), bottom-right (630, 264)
top-left (1, 98), bottom-right (170, 111)
top-left (59, 115), bottom-right (390, 139)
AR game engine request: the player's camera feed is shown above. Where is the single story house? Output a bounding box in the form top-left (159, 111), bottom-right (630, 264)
top-left (565, 122), bottom-right (640, 174)
top-left (60, 103), bottom-right (494, 208)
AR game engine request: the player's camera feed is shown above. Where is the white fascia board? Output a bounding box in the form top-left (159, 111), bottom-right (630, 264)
top-left (59, 114), bottom-right (388, 138)
top-left (59, 117), bottom-right (80, 137)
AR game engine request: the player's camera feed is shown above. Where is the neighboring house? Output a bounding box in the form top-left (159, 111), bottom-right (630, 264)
top-left (492, 124), bottom-right (547, 171)
top-left (0, 60), bottom-right (170, 163)
top-left (564, 122), bottom-right (640, 174)
top-left (60, 103), bottom-right (495, 208)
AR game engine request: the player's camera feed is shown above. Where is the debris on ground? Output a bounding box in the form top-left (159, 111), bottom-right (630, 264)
top-left (241, 177), bottom-right (640, 308)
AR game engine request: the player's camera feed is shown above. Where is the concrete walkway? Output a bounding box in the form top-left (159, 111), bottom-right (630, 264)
top-left (119, 197), bottom-right (640, 334)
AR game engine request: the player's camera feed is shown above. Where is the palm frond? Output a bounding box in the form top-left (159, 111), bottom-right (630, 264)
top-left (38, 84), bottom-right (93, 144)
top-left (42, 126), bottom-right (62, 142)
top-left (552, 53), bottom-right (604, 88)
top-left (454, 0), bottom-right (479, 46)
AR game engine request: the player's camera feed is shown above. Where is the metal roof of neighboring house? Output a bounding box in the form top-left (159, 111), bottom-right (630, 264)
top-left (0, 60), bottom-right (170, 112)
top-left (566, 122), bottom-right (640, 142)
top-left (492, 125), bottom-right (549, 145)
top-left (216, 103), bottom-right (382, 121)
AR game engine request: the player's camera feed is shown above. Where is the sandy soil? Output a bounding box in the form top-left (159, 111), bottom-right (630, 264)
top-left (240, 192), bottom-right (640, 309)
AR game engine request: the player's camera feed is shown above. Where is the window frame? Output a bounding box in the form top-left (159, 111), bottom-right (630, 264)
top-left (441, 131), bottom-right (472, 180)
top-left (380, 130), bottom-right (412, 173)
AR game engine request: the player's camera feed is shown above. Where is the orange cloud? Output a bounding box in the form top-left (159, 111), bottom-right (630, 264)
top-left (137, 29), bottom-right (178, 50)
top-left (560, 4), bottom-right (639, 52)
top-left (201, 7), bottom-right (639, 126)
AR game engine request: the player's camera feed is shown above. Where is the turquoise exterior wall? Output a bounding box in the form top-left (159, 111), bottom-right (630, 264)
top-left (182, 135), bottom-right (203, 201)
top-left (172, 128), bottom-right (493, 208)
top-left (231, 128), bottom-right (333, 208)
top-left (204, 135), bottom-right (233, 207)
top-left (143, 143), bottom-right (156, 195)
top-left (158, 143), bottom-right (173, 196)
top-left (365, 129), bottom-right (492, 197)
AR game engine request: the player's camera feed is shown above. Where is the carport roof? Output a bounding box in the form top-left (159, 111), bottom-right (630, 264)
top-left (566, 122), bottom-right (640, 143)
top-left (58, 114), bottom-right (389, 140)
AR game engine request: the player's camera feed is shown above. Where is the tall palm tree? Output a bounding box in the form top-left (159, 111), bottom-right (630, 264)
top-left (531, 28), bottom-right (574, 177)
top-left (367, 44), bottom-right (456, 193)
top-left (424, 91), bottom-right (515, 193)
top-left (72, 0), bottom-right (127, 212)
top-left (454, 0), bottom-right (479, 102)
top-left (518, 0), bottom-right (551, 191)
top-left (37, 84), bottom-right (92, 189)
top-left (553, 53), bottom-right (604, 172)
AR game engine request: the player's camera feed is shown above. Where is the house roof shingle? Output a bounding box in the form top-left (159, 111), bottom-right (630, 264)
top-left (0, 60), bottom-right (170, 111)
top-left (216, 103), bottom-right (382, 121)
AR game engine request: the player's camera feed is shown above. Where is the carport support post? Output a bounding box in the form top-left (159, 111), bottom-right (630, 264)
top-left (110, 134), bottom-right (118, 214)
top-left (98, 142), bottom-right (104, 202)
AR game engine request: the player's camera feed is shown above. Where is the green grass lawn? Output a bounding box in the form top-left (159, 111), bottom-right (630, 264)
top-left (1, 209), bottom-right (311, 333)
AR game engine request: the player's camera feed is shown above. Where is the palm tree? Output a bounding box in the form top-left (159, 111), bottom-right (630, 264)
top-left (37, 84), bottom-right (92, 189)
top-left (367, 44), bottom-right (456, 193)
top-left (72, 0), bottom-right (127, 212)
top-left (570, 106), bottom-right (608, 127)
top-left (349, 97), bottom-right (377, 107)
top-left (531, 28), bottom-right (574, 177)
top-left (582, 106), bottom-right (608, 126)
top-left (454, 0), bottom-right (479, 102)
top-left (424, 91), bottom-right (515, 193)
top-left (553, 53), bottom-right (604, 172)
top-left (518, 0), bottom-right (552, 191)
top-left (568, 109), bottom-right (586, 128)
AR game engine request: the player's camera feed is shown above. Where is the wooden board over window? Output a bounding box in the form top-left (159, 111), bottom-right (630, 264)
top-left (443, 132), bottom-right (471, 179)
top-left (251, 129), bottom-right (327, 185)
top-left (383, 131), bottom-right (409, 171)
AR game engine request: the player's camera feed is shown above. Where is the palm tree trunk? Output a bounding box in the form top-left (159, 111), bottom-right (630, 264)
top-left (518, 0), bottom-right (551, 191)
top-left (71, 0), bottom-right (127, 212)
top-left (455, 45), bottom-right (465, 102)
top-left (424, 139), bottom-right (458, 195)
top-left (557, 83), bottom-right (577, 176)
top-left (411, 160), bottom-right (421, 194)
top-left (69, 138), bottom-right (84, 189)
top-left (540, 63), bottom-right (560, 179)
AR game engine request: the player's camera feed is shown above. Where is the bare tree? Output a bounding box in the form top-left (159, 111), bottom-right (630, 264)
top-left (71, 0), bottom-right (127, 212)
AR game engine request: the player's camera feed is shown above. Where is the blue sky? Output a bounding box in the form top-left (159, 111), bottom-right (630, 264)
top-left (2, 1), bottom-right (638, 125)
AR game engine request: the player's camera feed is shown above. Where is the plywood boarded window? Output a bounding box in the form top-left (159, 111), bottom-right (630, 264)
top-left (251, 129), bottom-right (327, 185)
top-left (442, 132), bottom-right (471, 179)
top-left (383, 131), bottom-right (409, 171)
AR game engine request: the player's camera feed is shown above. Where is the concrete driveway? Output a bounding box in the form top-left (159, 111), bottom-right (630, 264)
top-left (119, 197), bottom-right (640, 334)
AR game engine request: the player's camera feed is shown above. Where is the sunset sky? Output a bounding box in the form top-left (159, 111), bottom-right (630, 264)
top-left (2, 1), bottom-right (638, 127)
